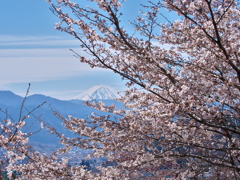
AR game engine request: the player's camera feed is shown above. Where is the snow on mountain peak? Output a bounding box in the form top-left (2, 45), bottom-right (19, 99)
top-left (74, 85), bottom-right (121, 101)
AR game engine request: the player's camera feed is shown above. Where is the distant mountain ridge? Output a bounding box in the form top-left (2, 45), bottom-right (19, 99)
top-left (0, 88), bottom-right (123, 145)
top-left (0, 90), bottom-right (23, 106)
top-left (74, 85), bottom-right (120, 101)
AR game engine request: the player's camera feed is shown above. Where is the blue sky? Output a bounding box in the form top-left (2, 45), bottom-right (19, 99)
top-left (0, 0), bottom-right (176, 100)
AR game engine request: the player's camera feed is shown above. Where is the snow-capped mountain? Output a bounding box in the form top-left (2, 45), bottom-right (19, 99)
top-left (74, 85), bottom-right (121, 101)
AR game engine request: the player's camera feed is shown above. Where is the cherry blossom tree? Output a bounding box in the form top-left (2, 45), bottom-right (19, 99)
top-left (4, 0), bottom-right (240, 179)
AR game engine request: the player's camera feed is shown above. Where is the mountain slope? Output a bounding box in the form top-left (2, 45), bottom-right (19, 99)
top-left (74, 85), bottom-right (120, 101)
top-left (0, 90), bottom-right (123, 144)
top-left (0, 91), bottom-right (23, 106)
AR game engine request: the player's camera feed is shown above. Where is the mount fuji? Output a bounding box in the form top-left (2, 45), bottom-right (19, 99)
top-left (74, 85), bottom-right (121, 101)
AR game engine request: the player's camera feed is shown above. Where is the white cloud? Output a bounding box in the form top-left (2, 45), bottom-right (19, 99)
top-left (0, 48), bottom-right (108, 85)
top-left (0, 34), bottom-right (113, 86)
top-left (0, 35), bottom-right (81, 47)
top-left (0, 48), bottom-right (81, 57)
